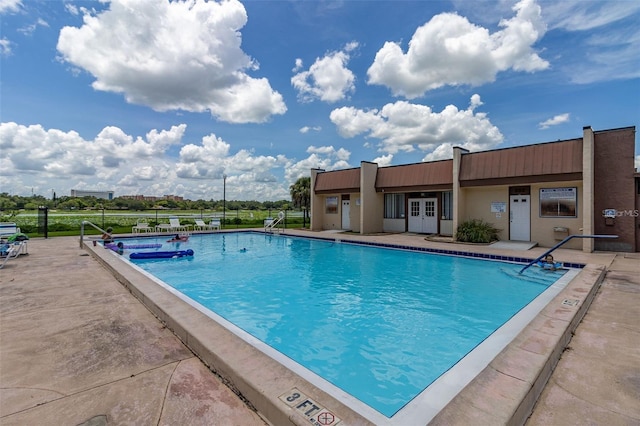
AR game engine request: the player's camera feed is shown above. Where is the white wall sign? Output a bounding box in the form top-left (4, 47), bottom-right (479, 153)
top-left (491, 202), bottom-right (506, 213)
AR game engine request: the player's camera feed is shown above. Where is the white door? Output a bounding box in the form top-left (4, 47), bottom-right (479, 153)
top-left (408, 198), bottom-right (438, 233)
top-left (510, 195), bottom-right (530, 241)
top-left (342, 200), bottom-right (351, 230)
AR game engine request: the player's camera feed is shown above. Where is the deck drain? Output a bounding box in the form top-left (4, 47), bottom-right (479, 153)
top-left (562, 299), bottom-right (579, 307)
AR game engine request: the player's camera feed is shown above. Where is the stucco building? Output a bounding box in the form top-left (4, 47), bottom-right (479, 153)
top-left (310, 126), bottom-right (638, 252)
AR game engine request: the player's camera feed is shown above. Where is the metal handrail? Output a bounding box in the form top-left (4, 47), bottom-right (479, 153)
top-left (264, 211), bottom-right (285, 233)
top-left (79, 220), bottom-right (111, 248)
top-left (519, 234), bottom-right (618, 274)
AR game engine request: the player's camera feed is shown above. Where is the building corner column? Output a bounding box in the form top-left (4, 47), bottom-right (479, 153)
top-left (360, 161), bottom-right (380, 234)
top-left (452, 146), bottom-right (468, 241)
top-left (310, 168), bottom-right (324, 231)
top-left (582, 126), bottom-right (595, 252)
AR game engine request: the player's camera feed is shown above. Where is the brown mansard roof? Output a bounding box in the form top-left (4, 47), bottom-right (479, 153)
top-left (314, 168), bottom-right (360, 194)
top-left (313, 138), bottom-right (584, 194)
top-left (459, 139), bottom-right (583, 186)
top-left (376, 160), bottom-right (453, 192)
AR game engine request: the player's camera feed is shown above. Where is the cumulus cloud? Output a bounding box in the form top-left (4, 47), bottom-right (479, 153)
top-left (329, 95), bottom-right (503, 158)
top-left (291, 42), bottom-right (358, 103)
top-left (0, 121), bottom-right (318, 200)
top-left (367, 0), bottom-right (548, 98)
top-left (284, 145), bottom-right (351, 183)
top-left (2, 119), bottom-right (356, 201)
top-left (0, 122), bottom-right (185, 189)
top-left (539, 113), bottom-right (570, 129)
top-left (372, 154), bottom-right (393, 167)
top-left (56, 0), bottom-right (286, 123)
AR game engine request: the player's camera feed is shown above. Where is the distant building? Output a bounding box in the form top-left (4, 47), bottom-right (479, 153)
top-left (70, 190), bottom-right (114, 200)
top-left (120, 194), bottom-right (184, 202)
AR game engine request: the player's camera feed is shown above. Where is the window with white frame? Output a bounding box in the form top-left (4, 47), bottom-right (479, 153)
top-left (384, 193), bottom-right (405, 218)
top-left (442, 191), bottom-right (453, 220)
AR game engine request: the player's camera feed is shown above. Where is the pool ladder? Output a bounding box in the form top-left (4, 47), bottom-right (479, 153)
top-left (264, 211), bottom-right (285, 233)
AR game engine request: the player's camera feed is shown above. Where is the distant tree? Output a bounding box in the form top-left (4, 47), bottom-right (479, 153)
top-left (289, 176), bottom-right (310, 210)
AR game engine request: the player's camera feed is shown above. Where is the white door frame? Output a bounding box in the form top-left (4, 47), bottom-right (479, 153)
top-left (509, 194), bottom-right (531, 241)
top-left (341, 199), bottom-right (351, 230)
top-left (408, 198), bottom-right (438, 233)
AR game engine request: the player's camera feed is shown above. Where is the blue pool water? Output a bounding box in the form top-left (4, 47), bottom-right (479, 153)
top-left (122, 232), bottom-right (566, 417)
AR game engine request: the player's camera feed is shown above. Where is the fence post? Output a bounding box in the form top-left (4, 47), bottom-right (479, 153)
top-left (38, 206), bottom-right (48, 239)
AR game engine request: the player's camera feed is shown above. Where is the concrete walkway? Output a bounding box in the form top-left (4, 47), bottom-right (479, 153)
top-left (1, 235), bottom-right (639, 425)
top-left (0, 237), bottom-right (268, 426)
top-left (526, 253), bottom-right (640, 425)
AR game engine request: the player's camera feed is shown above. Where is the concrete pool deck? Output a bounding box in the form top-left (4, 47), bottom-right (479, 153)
top-left (1, 231), bottom-right (638, 425)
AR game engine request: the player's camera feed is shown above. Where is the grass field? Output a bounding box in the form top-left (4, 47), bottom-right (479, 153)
top-left (4, 209), bottom-right (307, 237)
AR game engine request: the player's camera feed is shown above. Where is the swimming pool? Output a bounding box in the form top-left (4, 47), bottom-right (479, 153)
top-left (116, 231), bottom-right (576, 421)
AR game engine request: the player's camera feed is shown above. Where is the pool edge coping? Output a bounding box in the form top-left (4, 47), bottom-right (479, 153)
top-left (84, 232), bottom-right (608, 426)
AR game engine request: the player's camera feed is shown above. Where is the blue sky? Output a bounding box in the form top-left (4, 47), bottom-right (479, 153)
top-left (1, 0), bottom-right (639, 201)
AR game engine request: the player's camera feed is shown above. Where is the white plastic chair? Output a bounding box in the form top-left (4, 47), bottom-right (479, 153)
top-left (132, 219), bottom-right (152, 233)
top-left (169, 217), bottom-right (190, 232)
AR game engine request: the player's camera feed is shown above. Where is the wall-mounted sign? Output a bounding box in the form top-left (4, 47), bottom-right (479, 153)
top-left (491, 202), bottom-right (506, 213)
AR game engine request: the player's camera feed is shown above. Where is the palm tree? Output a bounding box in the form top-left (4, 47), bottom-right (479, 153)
top-left (289, 176), bottom-right (310, 211)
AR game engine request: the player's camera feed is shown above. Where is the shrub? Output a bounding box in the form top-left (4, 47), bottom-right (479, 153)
top-left (456, 219), bottom-right (500, 243)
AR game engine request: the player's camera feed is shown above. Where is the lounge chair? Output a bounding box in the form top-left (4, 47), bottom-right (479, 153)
top-left (132, 219), bottom-right (153, 233)
top-left (210, 218), bottom-right (221, 230)
top-left (169, 217), bottom-right (190, 232)
top-left (0, 223), bottom-right (29, 254)
top-left (155, 222), bottom-right (173, 232)
top-left (0, 242), bottom-right (23, 269)
top-left (0, 222), bottom-right (20, 238)
top-left (193, 219), bottom-right (213, 231)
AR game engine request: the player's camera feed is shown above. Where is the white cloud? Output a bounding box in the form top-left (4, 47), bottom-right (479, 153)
top-left (18, 17), bottom-right (48, 35)
top-left (0, 38), bottom-right (12, 56)
top-left (299, 126), bottom-right (322, 134)
top-left (0, 0), bottom-right (21, 14)
top-left (0, 122), bottom-right (187, 195)
top-left (372, 154), bottom-right (393, 167)
top-left (56, 0), bottom-right (286, 123)
top-left (539, 113), bottom-right (570, 129)
top-left (542, 1), bottom-right (640, 84)
top-left (284, 146), bottom-right (352, 183)
top-left (291, 42), bottom-right (358, 103)
top-left (329, 95), bottom-right (503, 158)
top-left (0, 122), bottom-right (296, 200)
top-left (0, 121), bottom-right (311, 201)
top-left (64, 3), bottom-right (79, 16)
top-left (543, 1), bottom-right (640, 32)
top-left (292, 58), bottom-right (303, 72)
top-left (367, 0), bottom-right (548, 98)
top-left (174, 133), bottom-right (299, 200)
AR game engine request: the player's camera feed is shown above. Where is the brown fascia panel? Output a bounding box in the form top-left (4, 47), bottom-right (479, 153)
top-left (459, 173), bottom-right (583, 187)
